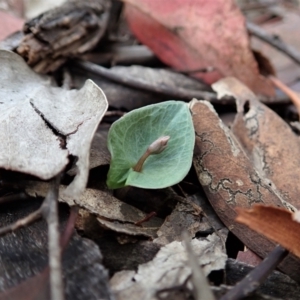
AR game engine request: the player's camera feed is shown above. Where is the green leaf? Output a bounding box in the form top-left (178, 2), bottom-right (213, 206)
top-left (106, 101), bottom-right (195, 189)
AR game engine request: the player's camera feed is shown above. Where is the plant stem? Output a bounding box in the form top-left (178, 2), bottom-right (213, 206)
top-left (133, 136), bottom-right (170, 172)
top-left (133, 150), bottom-right (151, 172)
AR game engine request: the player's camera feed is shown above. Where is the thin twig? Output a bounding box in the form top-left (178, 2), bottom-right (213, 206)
top-left (0, 208), bottom-right (41, 237)
top-left (183, 232), bottom-right (216, 300)
top-left (220, 245), bottom-right (288, 300)
top-left (247, 21), bottom-right (300, 66)
top-left (41, 175), bottom-right (64, 300)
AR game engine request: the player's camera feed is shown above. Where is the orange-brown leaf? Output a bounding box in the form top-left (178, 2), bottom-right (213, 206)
top-left (236, 205), bottom-right (300, 258)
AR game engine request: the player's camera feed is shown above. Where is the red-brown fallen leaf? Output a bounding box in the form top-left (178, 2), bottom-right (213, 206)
top-left (236, 205), bottom-right (300, 258)
top-left (0, 11), bottom-right (23, 41)
top-left (123, 0), bottom-right (274, 96)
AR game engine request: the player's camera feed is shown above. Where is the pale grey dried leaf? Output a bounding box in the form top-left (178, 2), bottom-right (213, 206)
top-left (68, 124), bottom-right (110, 176)
top-left (0, 50), bottom-right (108, 199)
top-left (110, 234), bottom-right (227, 300)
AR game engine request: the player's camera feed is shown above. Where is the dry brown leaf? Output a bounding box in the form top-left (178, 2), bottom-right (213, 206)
top-left (25, 182), bottom-right (163, 238)
top-left (0, 50), bottom-right (108, 200)
top-left (190, 98), bottom-right (300, 282)
top-left (123, 0), bottom-right (274, 96)
top-left (213, 77), bottom-right (300, 211)
top-left (236, 205), bottom-right (300, 258)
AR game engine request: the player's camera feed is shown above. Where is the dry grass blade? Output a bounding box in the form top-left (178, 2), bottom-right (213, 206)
top-left (41, 175), bottom-right (64, 300)
top-left (183, 232), bottom-right (215, 300)
top-left (269, 75), bottom-right (300, 119)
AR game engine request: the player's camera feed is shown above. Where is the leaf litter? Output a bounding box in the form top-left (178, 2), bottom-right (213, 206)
top-left (0, 50), bottom-right (108, 200)
top-left (1, 0), bottom-right (300, 299)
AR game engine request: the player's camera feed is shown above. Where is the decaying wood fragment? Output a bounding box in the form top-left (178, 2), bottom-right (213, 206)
top-left (17, 0), bottom-right (111, 73)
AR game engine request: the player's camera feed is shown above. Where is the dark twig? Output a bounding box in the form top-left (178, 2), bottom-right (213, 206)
top-left (0, 192), bottom-right (28, 205)
top-left (247, 21), bottom-right (300, 66)
top-left (41, 175), bottom-right (64, 300)
top-left (73, 59), bottom-right (219, 102)
top-left (220, 245), bottom-right (289, 300)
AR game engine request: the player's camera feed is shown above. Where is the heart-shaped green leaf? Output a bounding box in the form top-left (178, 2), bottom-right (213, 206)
top-left (106, 101), bottom-right (195, 189)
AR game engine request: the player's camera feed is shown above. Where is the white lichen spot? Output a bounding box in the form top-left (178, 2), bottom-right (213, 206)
top-left (199, 171), bottom-right (212, 186)
top-left (236, 179), bottom-right (243, 186)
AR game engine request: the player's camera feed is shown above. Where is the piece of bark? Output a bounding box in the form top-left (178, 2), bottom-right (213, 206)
top-left (191, 99), bottom-right (300, 282)
top-left (0, 199), bottom-right (113, 300)
top-left (153, 199), bottom-right (209, 245)
top-left (17, 0), bottom-right (111, 73)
